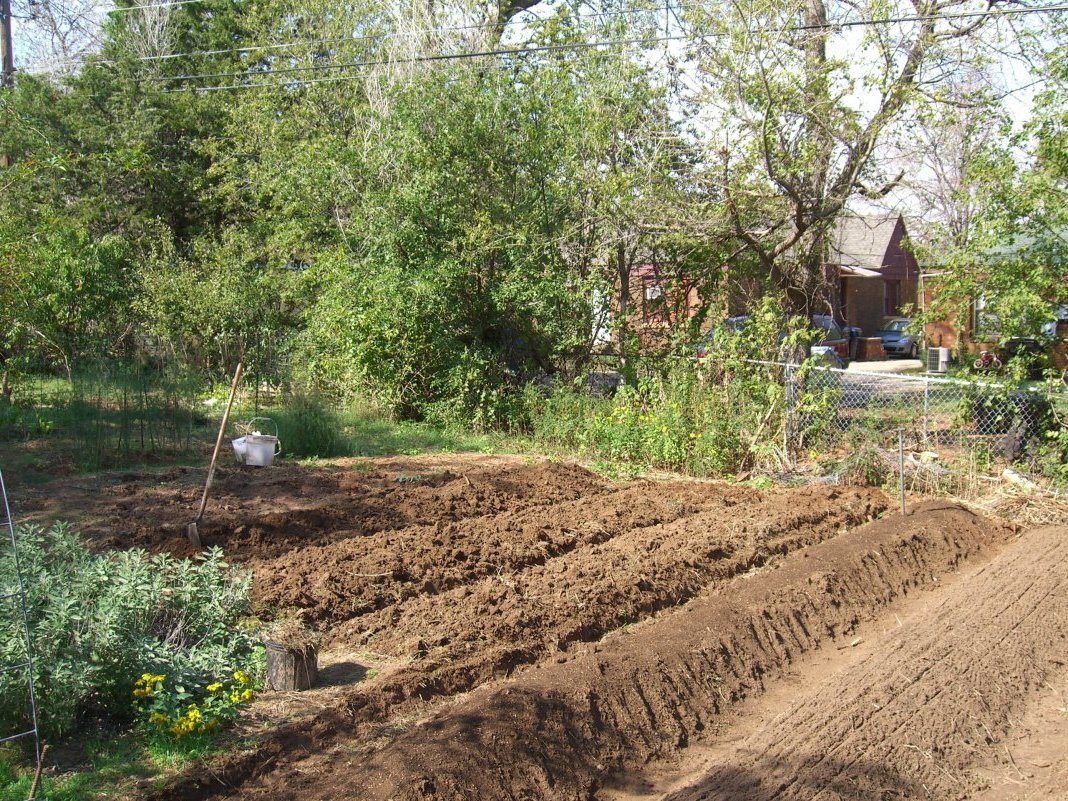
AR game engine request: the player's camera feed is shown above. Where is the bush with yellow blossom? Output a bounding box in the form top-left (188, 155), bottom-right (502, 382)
top-left (132, 669), bottom-right (255, 742)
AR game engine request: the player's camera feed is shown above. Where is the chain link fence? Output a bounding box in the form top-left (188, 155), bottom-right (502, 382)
top-left (776, 361), bottom-right (1067, 493)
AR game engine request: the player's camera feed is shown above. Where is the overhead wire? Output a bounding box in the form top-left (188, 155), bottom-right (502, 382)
top-left (155, 33), bottom-right (691, 86)
top-left (36, 0), bottom-right (678, 70)
top-left (36, 1), bottom-right (1068, 75)
top-left (126, 1), bottom-right (678, 61)
top-left (162, 36), bottom-right (685, 91)
top-left (150, 2), bottom-right (1068, 92)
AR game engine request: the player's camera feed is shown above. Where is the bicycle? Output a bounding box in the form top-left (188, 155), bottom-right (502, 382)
top-left (973, 349), bottom-right (1002, 370)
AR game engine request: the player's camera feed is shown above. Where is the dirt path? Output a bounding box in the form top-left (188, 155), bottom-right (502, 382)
top-left (658, 525), bottom-right (1068, 801)
top-left (971, 666), bottom-right (1068, 801)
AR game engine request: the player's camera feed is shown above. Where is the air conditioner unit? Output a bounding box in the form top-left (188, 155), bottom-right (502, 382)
top-left (926, 347), bottom-right (950, 373)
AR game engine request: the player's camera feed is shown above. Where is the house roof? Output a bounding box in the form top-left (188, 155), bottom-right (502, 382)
top-left (827, 213), bottom-right (904, 271)
top-left (983, 227), bottom-right (1068, 260)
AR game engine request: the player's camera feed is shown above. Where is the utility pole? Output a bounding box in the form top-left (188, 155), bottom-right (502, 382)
top-left (0, 0), bottom-right (14, 89)
top-left (1, 0), bottom-right (12, 166)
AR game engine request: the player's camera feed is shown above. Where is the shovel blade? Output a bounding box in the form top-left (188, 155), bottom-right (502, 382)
top-left (186, 522), bottom-right (203, 548)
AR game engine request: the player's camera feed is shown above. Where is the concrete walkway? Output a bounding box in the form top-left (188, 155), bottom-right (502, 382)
top-left (848, 358), bottom-right (925, 373)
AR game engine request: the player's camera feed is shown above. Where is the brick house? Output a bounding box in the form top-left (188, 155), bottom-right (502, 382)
top-left (828, 213), bottom-right (920, 335)
top-left (617, 263), bottom-right (703, 351)
top-left (920, 230), bottom-right (1068, 359)
top-left (602, 213), bottom-right (920, 352)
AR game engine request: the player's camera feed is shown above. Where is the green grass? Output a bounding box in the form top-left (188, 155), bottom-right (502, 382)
top-left (230, 394), bottom-right (500, 460)
top-left (0, 730), bottom-right (230, 800)
top-left (0, 734), bottom-right (169, 801)
top-left (1, 370), bottom-right (510, 486)
top-left (1, 365), bottom-right (211, 477)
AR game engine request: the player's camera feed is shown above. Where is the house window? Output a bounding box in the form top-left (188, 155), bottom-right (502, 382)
top-left (973, 296), bottom-right (1001, 337)
top-left (884, 280), bottom-right (901, 316)
top-left (643, 281), bottom-right (664, 321)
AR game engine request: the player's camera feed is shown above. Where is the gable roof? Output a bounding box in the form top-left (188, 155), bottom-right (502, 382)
top-left (827, 213), bottom-right (904, 271)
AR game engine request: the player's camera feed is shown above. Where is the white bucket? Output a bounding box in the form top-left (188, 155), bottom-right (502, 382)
top-left (232, 432), bottom-right (280, 467)
top-left (245, 434), bottom-right (280, 467)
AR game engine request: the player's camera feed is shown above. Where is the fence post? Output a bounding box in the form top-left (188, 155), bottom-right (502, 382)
top-left (898, 428), bottom-right (906, 515)
top-left (784, 363), bottom-right (796, 457)
top-left (922, 379), bottom-right (930, 445)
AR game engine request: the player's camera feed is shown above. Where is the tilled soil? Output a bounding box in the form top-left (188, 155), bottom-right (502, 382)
top-left (26, 455), bottom-right (1059, 801)
top-left (17, 456), bottom-right (611, 559)
top-left (298, 502), bottom-right (1015, 801)
top-left (661, 524), bottom-right (1068, 801)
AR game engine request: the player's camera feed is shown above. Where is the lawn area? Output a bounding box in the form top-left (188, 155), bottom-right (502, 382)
top-left (0, 371), bottom-right (504, 487)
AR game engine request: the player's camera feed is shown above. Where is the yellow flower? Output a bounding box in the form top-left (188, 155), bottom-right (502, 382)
top-left (233, 670), bottom-right (250, 685)
top-left (240, 689), bottom-right (253, 702)
top-left (229, 691), bottom-right (241, 703)
top-left (140, 673), bottom-right (153, 683)
top-left (206, 682), bottom-right (223, 692)
top-left (149, 712), bottom-right (169, 725)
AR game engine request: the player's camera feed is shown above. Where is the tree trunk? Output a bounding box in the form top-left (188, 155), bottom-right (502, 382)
top-left (265, 641), bottom-right (318, 691)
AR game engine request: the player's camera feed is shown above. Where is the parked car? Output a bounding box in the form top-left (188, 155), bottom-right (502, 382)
top-left (1001, 337), bottom-right (1050, 380)
top-left (875, 318), bottom-right (920, 358)
top-left (697, 314), bottom-right (850, 366)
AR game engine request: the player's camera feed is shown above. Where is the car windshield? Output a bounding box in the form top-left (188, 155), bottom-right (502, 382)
top-left (883, 319), bottom-right (909, 332)
top-left (811, 316), bottom-right (843, 340)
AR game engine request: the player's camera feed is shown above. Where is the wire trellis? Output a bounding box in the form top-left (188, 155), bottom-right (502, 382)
top-left (0, 467), bottom-right (43, 798)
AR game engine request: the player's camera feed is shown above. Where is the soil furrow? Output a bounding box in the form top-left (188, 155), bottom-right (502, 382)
top-left (203, 502), bottom-right (1008, 801)
top-left (665, 525), bottom-right (1068, 801)
top-left (250, 480), bottom-right (755, 625)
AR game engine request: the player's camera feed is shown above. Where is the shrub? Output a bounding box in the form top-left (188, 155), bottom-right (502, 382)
top-left (528, 358), bottom-right (788, 476)
top-left (132, 669), bottom-right (254, 744)
top-left (0, 523), bottom-right (259, 739)
top-left (272, 391), bottom-right (344, 458)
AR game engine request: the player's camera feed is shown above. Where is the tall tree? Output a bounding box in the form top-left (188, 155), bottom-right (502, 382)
top-left (683, 0), bottom-right (1034, 316)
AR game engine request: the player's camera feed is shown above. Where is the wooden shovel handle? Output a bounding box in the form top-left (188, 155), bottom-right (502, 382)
top-left (194, 362), bottom-right (243, 524)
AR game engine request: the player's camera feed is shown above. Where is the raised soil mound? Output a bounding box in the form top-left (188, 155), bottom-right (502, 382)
top-left (664, 524), bottom-right (1068, 801)
top-left (332, 502), bottom-right (1015, 801)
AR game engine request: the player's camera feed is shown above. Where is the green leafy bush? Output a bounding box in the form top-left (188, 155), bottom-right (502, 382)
top-left (271, 391), bottom-right (344, 458)
top-left (132, 669), bottom-right (254, 744)
top-left (0, 523), bottom-right (258, 739)
top-left (529, 359), bottom-right (786, 476)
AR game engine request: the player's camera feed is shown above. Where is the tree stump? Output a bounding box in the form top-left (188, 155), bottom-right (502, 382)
top-left (265, 641), bottom-right (318, 691)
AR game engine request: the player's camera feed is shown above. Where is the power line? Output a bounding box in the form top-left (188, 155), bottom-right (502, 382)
top-left (148, 0), bottom-right (1068, 72)
top-left (164, 36), bottom-right (682, 92)
top-left (40, 1), bottom-right (1068, 75)
top-left (150, 2), bottom-right (1068, 88)
top-left (793, 1), bottom-right (1068, 30)
top-left (161, 33), bottom-right (685, 91)
top-left (156, 33), bottom-right (689, 85)
top-left (47, 1), bottom-right (675, 68)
